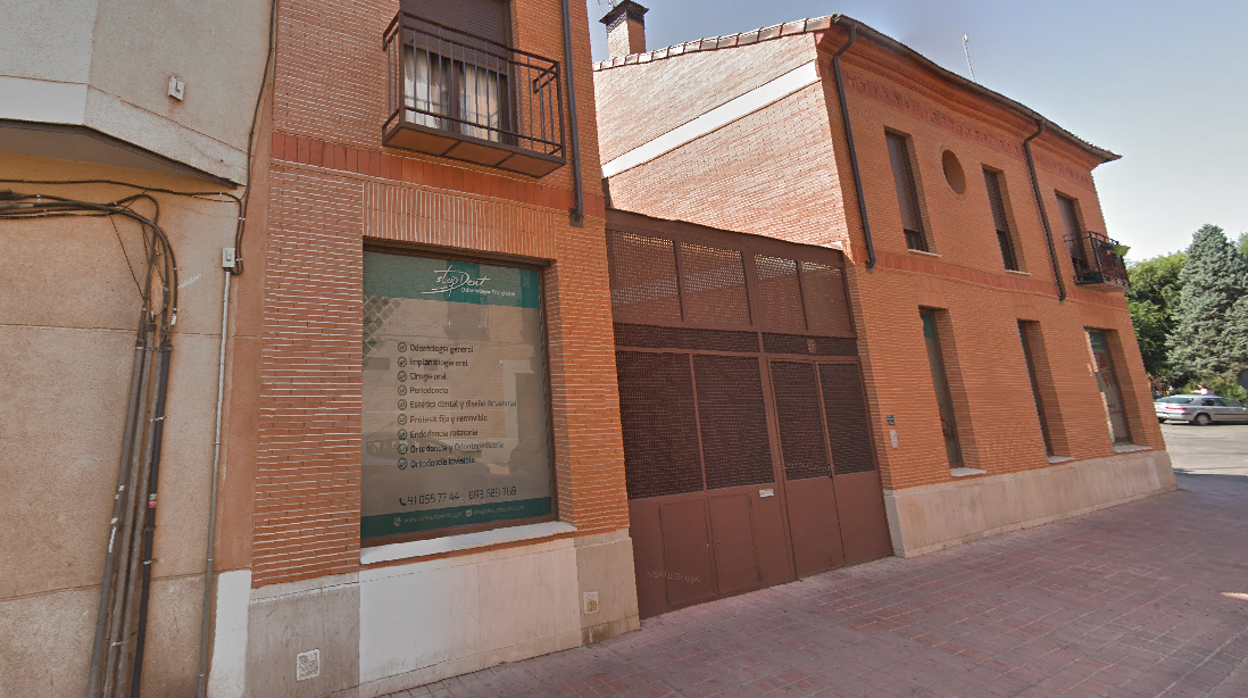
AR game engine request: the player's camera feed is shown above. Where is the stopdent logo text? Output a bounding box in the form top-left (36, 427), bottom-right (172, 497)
top-left (422, 265), bottom-right (491, 294)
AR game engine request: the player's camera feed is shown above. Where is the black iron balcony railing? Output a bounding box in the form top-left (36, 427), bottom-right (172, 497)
top-left (1068, 230), bottom-right (1129, 289)
top-left (383, 12), bottom-right (566, 177)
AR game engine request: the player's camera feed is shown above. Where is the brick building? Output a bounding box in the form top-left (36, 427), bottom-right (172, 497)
top-left (1, 0), bottom-right (1179, 695)
top-left (594, 4), bottom-right (1174, 569)
top-left (204, 0), bottom-right (640, 696)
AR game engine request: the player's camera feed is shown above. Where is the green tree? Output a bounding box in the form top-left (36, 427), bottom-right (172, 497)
top-left (1238, 232), bottom-right (1248, 258)
top-left (1167, 225), bottom-right (1248, 382)
top-left (1126, 252), bottom-right (1185, 378)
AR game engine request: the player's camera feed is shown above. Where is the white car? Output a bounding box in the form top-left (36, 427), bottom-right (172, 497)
top-left (1155, 395), bottom-right (1248, 425)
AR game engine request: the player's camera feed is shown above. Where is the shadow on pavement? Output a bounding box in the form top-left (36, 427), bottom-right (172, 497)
top-left (1174, 469), bottom-right (1248, 494)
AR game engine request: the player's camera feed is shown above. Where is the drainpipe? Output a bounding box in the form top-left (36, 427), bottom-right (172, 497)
top-left (828, 20), bottom-right (875, 270)
top-left (1023, 119), bottom-right (1067, 301)
top-left (561, 0), bottom-right (585, 227)
top-left (195, 265), bottom-right (232, 698)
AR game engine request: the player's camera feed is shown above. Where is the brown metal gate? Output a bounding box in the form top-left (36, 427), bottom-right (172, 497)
top-left (607, 211), bottom-right (892, 618)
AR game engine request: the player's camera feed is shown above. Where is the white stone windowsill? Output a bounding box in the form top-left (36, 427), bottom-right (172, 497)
top-left (950, 467), bottom-right (987, 478)
top-left (361, 521), bottom-right (576, 566)
top-left (1114, 444), bottom-right (1151, 454)
top-left (1047, 455), bottom-right (1075, 464)
top-left (908, 249), bottom-right (942, 258)
top-left (1005, 269), bottom-right (1031, 276)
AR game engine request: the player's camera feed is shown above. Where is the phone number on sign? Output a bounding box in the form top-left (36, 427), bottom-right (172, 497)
top-left (406, 492), bottom-right (460, 505)
top-left (398, 487), bottom-right (519, 507)
top-left (469, 486), bottom-right (517, 501)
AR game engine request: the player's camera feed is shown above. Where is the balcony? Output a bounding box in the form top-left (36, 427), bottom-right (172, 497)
top-left (1068, 231), bottom-right (1129, 289)
top-left (383, 12), bottom-right (567, 178)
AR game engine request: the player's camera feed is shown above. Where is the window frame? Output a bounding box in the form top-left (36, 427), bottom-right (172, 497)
top-left (983, 167), bottom-right (1022, 272)
top-left (402, 39), bottom-right (515, 145)
top-left (1056, 192), bottom-right (1088, 270)
top-left (359, 242), bottom-right (560, 547)
top-left (919, 307), bottom-right (965, 469)
top-left (885, 130), bottom-right (931, 253)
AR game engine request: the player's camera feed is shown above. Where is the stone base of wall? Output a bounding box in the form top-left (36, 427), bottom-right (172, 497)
top-left (882, 450), bottom-right (1177, 558)
top-left (210, 530), bottom-right (639, 698)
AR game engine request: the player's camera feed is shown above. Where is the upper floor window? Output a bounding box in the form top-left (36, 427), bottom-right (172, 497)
top-left (383, 0), bottom-right (568, 177)
top-left (983, 168), bottom-right (1020, 271)
top-left (403, 0), bottom-right (510, 143)
top-left (886, 131), bottom-right (929, 252)
top-left (1056, 193), bottom-right (1086, 268)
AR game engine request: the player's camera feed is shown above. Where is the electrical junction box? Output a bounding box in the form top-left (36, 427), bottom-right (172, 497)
top-left (222, 248), bottom-right (236, 269)
top-left (168, 76), bottom-right (185, 101)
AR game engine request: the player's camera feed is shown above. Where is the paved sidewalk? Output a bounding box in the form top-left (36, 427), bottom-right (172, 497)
top-left (389, 471), bottom-right (1248, 698)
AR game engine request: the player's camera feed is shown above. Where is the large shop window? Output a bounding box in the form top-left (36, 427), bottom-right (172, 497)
top-left (361, 250), bottom-right (553, 542)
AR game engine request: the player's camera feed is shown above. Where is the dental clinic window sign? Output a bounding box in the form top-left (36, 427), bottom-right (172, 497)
top-left (361, 250), bottom-right (553, 541)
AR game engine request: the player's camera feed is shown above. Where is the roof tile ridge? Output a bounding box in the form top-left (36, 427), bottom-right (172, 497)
top-left (593, 14), bottom-right (834, 72)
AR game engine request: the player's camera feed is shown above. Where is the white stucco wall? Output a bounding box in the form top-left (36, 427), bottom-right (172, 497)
top-left (0, 0), bottom-right (270, 182)
top-left (0, 151), bottom-right (242, 697)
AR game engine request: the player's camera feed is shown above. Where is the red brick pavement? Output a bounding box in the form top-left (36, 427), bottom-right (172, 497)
top-left (385, 473), bottom-right (1248, 697)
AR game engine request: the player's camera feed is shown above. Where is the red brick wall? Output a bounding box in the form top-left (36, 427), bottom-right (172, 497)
top-left (606, 79), bottom-right (846, 247)
top-left (248, 0), bottom-right (626, 587)
top-left (594, 34), bottom-right (816, 163)
top-left (824, 32), bottom-right (1163, 489)
top-left (595, 24), bottom-right (1162, 494)
top-left (252, 168), bottom-right (364, 585)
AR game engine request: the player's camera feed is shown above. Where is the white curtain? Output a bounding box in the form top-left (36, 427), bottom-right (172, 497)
top-left (405, 44), bottom-right (503, 142)
top-left (404, 45), bottom-right (451, 131)
top-left (458, 63), bottom-right (502, 142)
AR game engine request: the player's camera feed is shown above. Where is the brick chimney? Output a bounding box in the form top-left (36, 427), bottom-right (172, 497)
top-left (601, 1), bottom-right (648, 58)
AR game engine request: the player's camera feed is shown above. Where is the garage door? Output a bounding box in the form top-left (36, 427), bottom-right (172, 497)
top-left (607, 214), bottom-right (892, 618)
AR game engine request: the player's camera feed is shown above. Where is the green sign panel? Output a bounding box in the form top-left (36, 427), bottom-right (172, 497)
top-left (361, 251), bottom-right (552, 540)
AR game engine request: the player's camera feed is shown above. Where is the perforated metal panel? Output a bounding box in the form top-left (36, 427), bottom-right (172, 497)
top-left (609, 212), bottom-right (892, 617)
top-left (679, 243), bottom-right (751, 326)
top-left (693, 355), bottom-right (775, 490)
top-left (819, 363), bottom-right (878, 475)
top-left (762, 333), bottom-right (857, 357)
top-left (616, 351), bottom-right (705, 499)
top-left (614, 324), bottom-right (760, 353)
top-left (755, 255), bottom-right (806, 332)
top-left (770, 362), bottom-right (832, 480)
top-left (608, 232), bottom-right (682, 324)
top-left (800, 262), bottom-right (853, 335)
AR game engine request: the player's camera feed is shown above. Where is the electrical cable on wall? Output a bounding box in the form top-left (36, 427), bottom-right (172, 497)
top-left (0, 7), bottom-right (277, 692)
top-left (0, 189), bottom-right (178, 698)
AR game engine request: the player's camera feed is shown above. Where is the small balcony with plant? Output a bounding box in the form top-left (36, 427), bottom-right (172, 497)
top-left (1068, 230), bottom-right (1130, 289)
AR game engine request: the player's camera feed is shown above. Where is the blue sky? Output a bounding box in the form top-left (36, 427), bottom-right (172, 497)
top-left (586, 0), bottom-right (1248, 261)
